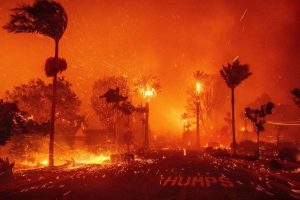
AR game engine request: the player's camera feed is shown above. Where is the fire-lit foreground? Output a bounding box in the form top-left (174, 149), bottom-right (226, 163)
top-left (1, 150), bottom-right (300, 200)
top-left (16, 150), bottom-right (111, 170)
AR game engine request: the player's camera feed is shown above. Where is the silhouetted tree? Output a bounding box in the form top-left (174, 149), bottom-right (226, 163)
top-left (0, 100), bottom-right (26, 181)
top-left (291, 88), bottom-right (300, 108)
top-left (245, 102), bottom-right (274, 157)
top-left (91, 76), bottom-right (130, 143)
top-left (240, 93), bottom-right (272, 137)
top-left (220, 58), bottom-right (252, 155)
top-left (118, 101), bottom-right (135, 116)
top-left (0, 100), bottom-right (26, 148)
top-left (0, 100), bottom-right (24, 182)
top-left (6, 78), bottom-right (83, 147)
top-left (118, 101), bottom-right (135, 153)
top-left (101, 86), bottom-right (136, 153)
top-left (3, 0), bottom-right (68, 167)
top-left (100, 88), bottom-right (128, 105)
top-left (102, 88), bottom-right (136, 151)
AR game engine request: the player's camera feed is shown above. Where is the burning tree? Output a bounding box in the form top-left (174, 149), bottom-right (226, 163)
top-left (91, 76), bottom-right (130, 143)
top-left (133, 75), bottom-right (160, 149)
top-left (291, 88), bottom-right (300, 108)
top-left (133, 75), bottom-right (160, 101)
top-left (220, 58), bottom-right (252, 155)
top-left (3, 0), bottom-right (68, 167)
top-left (186, 71), bottom-right (217, 136)
top-left (244, 102), bottom-right (275, 157)
top-left (6, 78), bottom-right (83, 151)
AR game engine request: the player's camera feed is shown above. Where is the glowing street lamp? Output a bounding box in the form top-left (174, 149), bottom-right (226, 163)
top-left (141, 86), bottom-right (156, 102)
top-left (195, 81), bottom-right (202, 149)
top-left (134, 75), bottom-right (159, 149)
top-left (140, 86), bottom-right (156, 149)
top-left (195, 82), bottom-right (202, 96)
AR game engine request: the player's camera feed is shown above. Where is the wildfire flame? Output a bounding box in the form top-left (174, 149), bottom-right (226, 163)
top-left (17, 150), bottom-right (111, 170)
top-left (140, 86), bottom-right (156, 102)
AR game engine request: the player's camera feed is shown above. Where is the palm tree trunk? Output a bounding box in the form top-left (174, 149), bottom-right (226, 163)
top-left (144, 102), bottom-right (149, 150)
top-left (49, 39), bottom-right (59, 167)
top-left (231, 88), bottom-right (236, 155)
top-left (196, 101), bottom-right (200, 149)
top-left (257, 131), bottom-right (260, 157)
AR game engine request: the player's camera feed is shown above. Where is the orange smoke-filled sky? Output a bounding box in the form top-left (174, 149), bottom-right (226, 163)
top-left (0, 0), bottom-right (299, 135)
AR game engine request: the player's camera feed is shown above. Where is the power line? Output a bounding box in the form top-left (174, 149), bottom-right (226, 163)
top-left (267, 121), bottom-right (300, 126)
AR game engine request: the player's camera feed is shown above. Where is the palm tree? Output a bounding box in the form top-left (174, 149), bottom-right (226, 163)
top-left (220, 59), bottom-right (252, 155)
top-left (3, 0), bottom-right (68, 167)
top-left (134, 75), bottom-right (160, 149)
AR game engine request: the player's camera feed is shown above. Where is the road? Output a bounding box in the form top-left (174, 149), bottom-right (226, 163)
top-left (0, 150), bottom-right (299, 200)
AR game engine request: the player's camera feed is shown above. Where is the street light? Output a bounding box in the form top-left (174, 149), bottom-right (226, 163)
top-left (134, 75), bottom-right (159, 149)
top-left (196, 82), bottom-right (202, 95)
top-left (140, 86), bottom-right (156, 149)
top-left (195, 81), bottom-right (202, 149)
top-left (141, 86), bottom-right (156, 102)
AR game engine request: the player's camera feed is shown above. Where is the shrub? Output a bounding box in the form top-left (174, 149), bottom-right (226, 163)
top-left (213, 148), bottom-right (229, 158)
top-left (238, 140), bottom-right (256, 153)
top-left (268, 160), bottom-right (282, 169)
top-left (0, 157), bottom-right (14, 183)
top-left (279, 147), bottom-right (299, 162)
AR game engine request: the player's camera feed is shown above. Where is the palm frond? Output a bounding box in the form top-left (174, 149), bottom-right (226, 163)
top-left (3, 0), bottom-right (68, 41)
top-left (45, 57), bottom-right (67, 77)
top-left (133, 75), bottom-right (161, 93)
top-left (193, 70), bottom-right (209, 81)
top-left (220, 59), bottom-right (252, 88)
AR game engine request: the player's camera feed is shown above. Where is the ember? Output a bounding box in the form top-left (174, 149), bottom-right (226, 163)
top-left (0, 0), bottom-right (300, 199)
